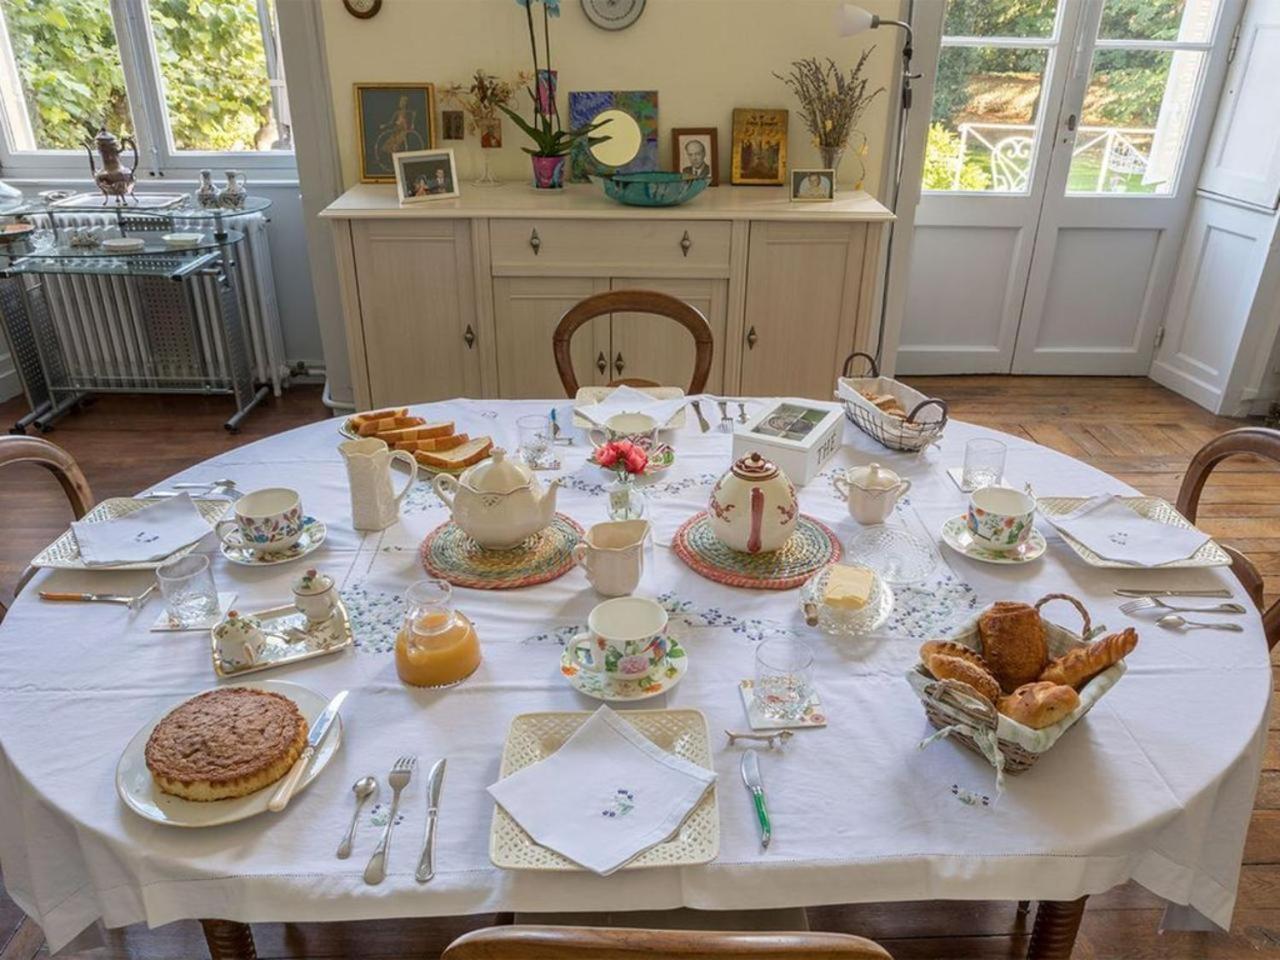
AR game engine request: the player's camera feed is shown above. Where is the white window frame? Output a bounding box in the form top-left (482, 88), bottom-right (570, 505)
top-left (0, 0), bottom-right (296, 182)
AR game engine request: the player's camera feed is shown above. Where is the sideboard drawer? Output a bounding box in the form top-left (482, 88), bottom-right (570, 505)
top-left (490, 218), bottom-right (732, 274)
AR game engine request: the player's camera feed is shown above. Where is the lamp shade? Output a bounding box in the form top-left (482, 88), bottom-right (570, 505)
top-left (836, 3), bottom-right (877, 36)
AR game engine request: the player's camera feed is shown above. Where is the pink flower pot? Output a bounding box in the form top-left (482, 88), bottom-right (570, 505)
top-left (531, 154), bottom-right (566, 190)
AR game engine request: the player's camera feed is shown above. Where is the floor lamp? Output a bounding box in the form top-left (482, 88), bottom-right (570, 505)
top-left (837, 2), bottom-right (920, 367)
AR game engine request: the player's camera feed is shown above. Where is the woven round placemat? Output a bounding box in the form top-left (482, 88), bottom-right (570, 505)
top-left (672, 512), bottom-right (841, 590)
top-left (420, 513), bottom-right (585, 590)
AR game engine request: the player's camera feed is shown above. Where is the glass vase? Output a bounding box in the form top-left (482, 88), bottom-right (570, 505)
top-left (606, 475), bottom-right (647, 521)
top-left (474, 147), bottom-right (501, 187)
top-left (819, 144), bottom-right (846, 180)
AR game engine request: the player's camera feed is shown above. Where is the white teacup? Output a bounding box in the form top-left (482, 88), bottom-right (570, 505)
top-left (567, 596), bottom-right (670, 683)
top-left (213, 610), bottom-right (266, 668)
top-left (589, 412), bottom-right (659, 448)
top-left (215, 487), bottom-right (305, 557)
top-left (572, 519), bottom-right (649, 597)
top-left (966, 485), bottom-right (1036, 553)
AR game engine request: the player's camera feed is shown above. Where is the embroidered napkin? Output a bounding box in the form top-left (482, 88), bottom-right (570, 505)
top-left (488, 706), bottom-right (716, 875)
top-left (71, 494), bottom-right (213, 565)
top-left (575, 385), bottom-right (688, 429)
top-left (1041, 494), bottom-right (1211, 566)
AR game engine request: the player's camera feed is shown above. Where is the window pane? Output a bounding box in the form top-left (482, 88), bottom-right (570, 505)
top-left (1066, 48), bottom-right (1205, 194)
top-left (146, 0), bottom-right (291, 152)
top-left (924, 46), bottom-right (1050, 193)
top-left (1098, 0), bottom-right (1217, 43)
top-left (944, 0), bottom-right (1058, 39)
top-left (0, 0), bottom-right (132, 150)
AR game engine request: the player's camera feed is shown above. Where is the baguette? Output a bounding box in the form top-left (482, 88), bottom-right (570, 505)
top-left (393, 434), bottom-right (470, 453)
top-left (1038, 627), bottom-right (1138, 689)
top-left (377, 421), bottom-right (456, 443)
top-left (414, 436), bottom-right (493, 470)
top-left (351, 407), bottom-right (406, 427)
top-left (358, 415), bottom-right (424, 437)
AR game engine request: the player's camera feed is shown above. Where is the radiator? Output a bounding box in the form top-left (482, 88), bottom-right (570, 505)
top-left (37, 212), bottom-right (287, 395)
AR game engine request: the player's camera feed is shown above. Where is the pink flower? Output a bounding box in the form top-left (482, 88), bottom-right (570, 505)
top-left (618, 654), bottom-right (651, 676)
top-left (623, 447), bottom-right (649, 474)
top-left (595, 443), bottom-right (620, 467)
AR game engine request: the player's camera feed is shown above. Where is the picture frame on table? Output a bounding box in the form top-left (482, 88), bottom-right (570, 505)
top-left (671, 127), bottom-right (718, 186)
top-left (730, 107), bottom-right (787, 186)
top-left (355, 83), bottom-right (437, 183)
top-left (393, 148), bottom-right (460, 205)
top-left (790, 168), bottom-right (836, 202)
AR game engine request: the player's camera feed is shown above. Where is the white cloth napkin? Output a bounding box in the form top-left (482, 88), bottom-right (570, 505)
top-left (488, 706), bottom-right (716, 875)
top-left (1040, 494), bottom-right (1211, 566)
top-left (71, 494), bottom-right (213, 565)
top-left (575, 385), bottom-right (688, 429)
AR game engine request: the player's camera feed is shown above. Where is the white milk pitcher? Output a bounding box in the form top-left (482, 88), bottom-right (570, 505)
top-left (339, 437), bottom-right (418, 531)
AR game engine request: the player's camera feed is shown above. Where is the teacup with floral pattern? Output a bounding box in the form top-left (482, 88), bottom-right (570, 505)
top-left (215, 487), bottom-right (306, 557)
top-left (966, 486), bottom-right (1035, 553)
top-left (567, 596), bottom-right (670, 684)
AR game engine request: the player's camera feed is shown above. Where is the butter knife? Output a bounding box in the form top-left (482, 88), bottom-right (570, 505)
top-left (740, 750), bottom-right (771, 850)
top-left (268, 689), bottom-right (348, 812)
top-left (1113, 588), bottom-right (1232, 598)
top-left (415, 758), bottom-right (447, 883)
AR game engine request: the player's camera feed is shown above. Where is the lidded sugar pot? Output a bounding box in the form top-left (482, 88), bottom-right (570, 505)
top-left (833, 462), bottom-right (911, 525)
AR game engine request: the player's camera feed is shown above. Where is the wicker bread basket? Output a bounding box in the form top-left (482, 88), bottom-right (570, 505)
top-left (905, 594), bottom-right (1127, 775)
top-left (836, 352), bottom-right (948, 453)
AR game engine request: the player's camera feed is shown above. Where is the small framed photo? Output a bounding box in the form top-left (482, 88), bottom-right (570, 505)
top-left (790, 168), bottom-right (835, 202)
top-left (393, 148), bottom-right (460, 204)
top-left (442, 109), bottom-right (465, 140)
top-left (671, 127), bottom-right (718, 186)
top-left (355, 83), bottom-right (436, 183)
top-left (731, 107), bottom-right (787, 186)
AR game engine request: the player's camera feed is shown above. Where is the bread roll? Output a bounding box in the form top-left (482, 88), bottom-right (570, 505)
top-left (925, 653), bottom-right (1001, 705)
top-left (997, 681), bottom-right (1080, 730)
top-left (1039, 627), bottom-right (1138, 689)
top-left (978, 602), bottom-right (1049, 693)
top-left (920, 640), bottom-right (991, 674)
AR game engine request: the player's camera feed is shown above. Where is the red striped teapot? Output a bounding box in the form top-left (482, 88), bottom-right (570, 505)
top-left (708, 452), bottom-right (798, 554)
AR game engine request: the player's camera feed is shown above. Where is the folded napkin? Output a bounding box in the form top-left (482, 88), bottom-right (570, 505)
top-left (576, 385), bottom-right (688, 429)
top-left (72, 494), bottom-right (212, 565)
top-left (488, 706), bottom-right (716, 875)
top-left (1041, 494), bottom-right (1211, 566)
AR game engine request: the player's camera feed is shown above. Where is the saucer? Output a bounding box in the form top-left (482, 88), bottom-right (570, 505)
top-left (220, 517), bottom-right (327, 566)
top-left (588, 440), bottom-right (675, 475)
top-left (941, 514), bottom-right (1046, 564)
top-left (560, 636), bottom-right (687, 702)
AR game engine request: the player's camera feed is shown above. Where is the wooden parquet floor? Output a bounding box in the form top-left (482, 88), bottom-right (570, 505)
top-left (1, 376), bottom-right (1277, 960)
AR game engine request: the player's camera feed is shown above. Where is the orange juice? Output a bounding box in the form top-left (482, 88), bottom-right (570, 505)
top-left (395, 611), bottom-right (481, 687)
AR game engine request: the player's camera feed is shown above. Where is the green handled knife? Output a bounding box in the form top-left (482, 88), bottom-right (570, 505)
top-left (740, 750), bottom-right (771, 850)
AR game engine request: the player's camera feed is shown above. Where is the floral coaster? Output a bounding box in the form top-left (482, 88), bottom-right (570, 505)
top-left (738, 679), bottom-right (827, 730)
top-left (149, 592), bottom-right (237, 632)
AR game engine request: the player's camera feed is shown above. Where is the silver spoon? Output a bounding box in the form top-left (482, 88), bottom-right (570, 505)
top-left (737, 401), bottom-right (749, 424)
top-left (336, 776), bottom-right (378, 859)
top-left (1157, 614), bottom-right (1243, 632)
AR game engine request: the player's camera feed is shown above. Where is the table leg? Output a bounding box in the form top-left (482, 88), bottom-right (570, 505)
top-left (200, 918), bottom-right (257, 960)
top-left (1026, 896), bottom-right (1088, 959)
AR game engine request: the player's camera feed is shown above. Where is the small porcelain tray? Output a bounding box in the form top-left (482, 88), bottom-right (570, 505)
top-left (572, 386), bottom-right (686, 430)
top-left (490, 709), bottom-right (718, 871)
top-left (32, 496), bottom-right (230, 571)
top-left (1035, 495), bottom-right (1231, 568)
top-left (212, 599), bottom-right (353, 678)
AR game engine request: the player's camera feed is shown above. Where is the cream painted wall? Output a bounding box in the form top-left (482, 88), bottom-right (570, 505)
top-left (320, 0), bottom-right (900, 197)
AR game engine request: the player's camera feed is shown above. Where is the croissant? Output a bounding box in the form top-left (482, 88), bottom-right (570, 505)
top-left (920, 640), bottom-right (991, 674)
top-left (978, 602), bottom-right (1049, 693)
top-left (997, 681), bottom-right (1080, 730)
top-left (1039, 627), bottom-right (1138, 689)
top-left (926, 653), bottom-right (1001, 705)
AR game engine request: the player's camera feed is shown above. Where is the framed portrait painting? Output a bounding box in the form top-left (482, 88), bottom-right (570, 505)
top-left (730, 108), bottom-right (788, 186)
top-left (790, 168), bottom-right (835, 202)
top-left (393, 149), bottom-right (460, 204)
top-left (355, 83), bottom-right (437, 183)
top-left (671, 127), bottom-right (718, 186)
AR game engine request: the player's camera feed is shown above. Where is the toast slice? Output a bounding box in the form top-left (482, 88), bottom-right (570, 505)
top-left (393, 433), bottom-right (470, 453)
top-left (351, 407), bottom-right (407, 427)
top-left (358, 415), bottom-right (424, 437)
top-left (376, 421), bottom-right (455, 444)
top-left (414, 436), bottom-right (493, 471)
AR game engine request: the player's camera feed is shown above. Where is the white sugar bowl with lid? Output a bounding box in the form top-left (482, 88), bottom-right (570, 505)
top-left (833, 462), bottom-right (912, 525)
top-left (213, 610), bottom-right (266, 668)
top-left (433, 447), bottom-right (562, 549)
top-left (292, 568), bottom-right (337, 625)
top-left (708, 452), bottom-right (798, 554)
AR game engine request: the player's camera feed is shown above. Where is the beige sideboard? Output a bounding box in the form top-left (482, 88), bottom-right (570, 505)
top-left (320, 184), bottom-right (893, 409)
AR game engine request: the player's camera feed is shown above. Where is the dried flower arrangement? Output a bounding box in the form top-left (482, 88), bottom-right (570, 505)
top-left (775, 53), bottom-right (884, 180)
top-left (441, 70), bottom-right (529, 142)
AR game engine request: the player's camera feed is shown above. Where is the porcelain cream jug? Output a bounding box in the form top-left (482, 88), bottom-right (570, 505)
top-left (834, 462), bottom-right (911, 524)
top-left (339, 437), bottom-right (417, 532)
top-left (433, 447), bottom-right (562, 549)
top-left (708, 452), bottom-right (798, 554)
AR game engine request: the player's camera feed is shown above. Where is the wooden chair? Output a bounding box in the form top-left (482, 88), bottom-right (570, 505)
top-left (552, 289), bottom-right (714, 397)
top-left (1176, 425), bottom-right (1280, 649)
top-left (442, 925), bottom-right (892, 960)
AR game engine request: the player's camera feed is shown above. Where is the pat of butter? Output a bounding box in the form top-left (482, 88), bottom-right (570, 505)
top-left (823, 564), bottom-right (875, 611)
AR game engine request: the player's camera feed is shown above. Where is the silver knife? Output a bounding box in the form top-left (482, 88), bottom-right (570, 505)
top-left (1113, 588), bottom-right (1233, 598)
top-left (415, 758), bottom-right (447, 883)
top-left (268, 690), bottom-right (348, 812)
top-left (740, 751), bottom-right (771, 850)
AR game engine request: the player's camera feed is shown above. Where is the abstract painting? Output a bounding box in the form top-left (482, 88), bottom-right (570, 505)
top-left (568, 90), bottom-right (658, 182)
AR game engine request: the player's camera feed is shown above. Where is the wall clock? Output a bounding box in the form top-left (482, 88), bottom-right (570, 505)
top-left (343, 0), bottom-right (382, 19)
top-left (581, 0), bottom-right (645, 31)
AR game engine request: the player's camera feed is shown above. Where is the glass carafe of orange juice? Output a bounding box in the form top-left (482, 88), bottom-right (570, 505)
top-left (395, 579), bottom-right (481, 687)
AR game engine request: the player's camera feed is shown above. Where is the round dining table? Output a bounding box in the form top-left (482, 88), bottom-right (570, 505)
top-left (0, 396), bottom-right (1270, 960)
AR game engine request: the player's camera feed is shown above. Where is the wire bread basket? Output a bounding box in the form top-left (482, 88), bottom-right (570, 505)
top-left (836, 352), bottom-right (947, 453)
top-left (905, 594), bottom-right (1127, 776)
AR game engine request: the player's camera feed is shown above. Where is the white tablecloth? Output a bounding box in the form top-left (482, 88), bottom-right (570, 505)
top-left (0, 398), bottom-right (1269, 951)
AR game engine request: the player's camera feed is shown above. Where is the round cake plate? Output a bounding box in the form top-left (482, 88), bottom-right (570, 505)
top-left (940, 514), bottom-right (1047, 565)
top-left (560, 636), bottom-right (688, 702)
top-left (672, 512), bottom-right (841, 590)
top-left (845, 526), bottom-right (938, 585)
top-left (115, 679), bottom-right (342, 828)
top-left (801, 564), bottom-right (895, 638)
top-left (220, 517), bottom-right (326, 567)
top-left (420, 513), bottom-right (585, 590)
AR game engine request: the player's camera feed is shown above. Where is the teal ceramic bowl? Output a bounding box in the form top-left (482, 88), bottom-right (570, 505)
top-left (592, 171), bottom-right (710, 207)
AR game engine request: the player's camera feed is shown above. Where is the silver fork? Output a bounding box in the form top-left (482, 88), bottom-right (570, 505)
top-left (363, 756), bottom-right (415, 885)
top-left (1119, 596), bottom-right (1246, 616)
top-left (716, 399), bottom-right (733, 433)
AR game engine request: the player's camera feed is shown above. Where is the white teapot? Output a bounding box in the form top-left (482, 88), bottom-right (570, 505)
top-left (433, 447), bottom-right (562, 549)
top-left (833, 462), bottom-right (911, 525)
top-left (708, 452), bottom-right (798, 554)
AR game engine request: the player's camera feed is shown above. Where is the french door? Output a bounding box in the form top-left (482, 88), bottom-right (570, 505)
top-left (898, 0), bottom-right (1242, 375)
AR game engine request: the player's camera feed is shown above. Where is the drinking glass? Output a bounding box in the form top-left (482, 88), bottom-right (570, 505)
top-left (753, 637), bottom-right (815, 721)
top-left (962, 438), bottom-right (1007, 490)
top-left (156, 554), bottom-right (219, 626)
top-left (516, 413), bottom-right (556, 468)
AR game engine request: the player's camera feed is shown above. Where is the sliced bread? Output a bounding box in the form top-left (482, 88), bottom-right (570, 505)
top-left (414, 436), bottom-right (493, 470)
top-left (351, 406), bottom-right (406, 427)
top-left (357, 415), bottom-right (424, 437)
top-left (393, 433), bottom-right (470, 453)
top-left (376, 421), bottom-right (455, 443)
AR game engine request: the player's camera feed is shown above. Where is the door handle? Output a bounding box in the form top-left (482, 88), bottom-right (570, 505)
top-left (596, 351), bottom-right (607, 374)
top-left (679, 230), bottom-right (692, 257)
top-left (529, 228), bottom-right (541, 255)
top-left (614, 352), bottom-right (625, 376)
top-left (746, 326), bottom-right (758, 349)
top-left (1065, 113), bottom-right (1077, 132)
top-left (463, 324), bottom-right (476, 349)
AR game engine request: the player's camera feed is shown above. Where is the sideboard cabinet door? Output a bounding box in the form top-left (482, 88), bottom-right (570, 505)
top-left (492, 276), bottom-right (609, 398)
top-left (740, 222), bottom-right (871, 399)
top-left (351, 220), bottom-right (482, 407)
top-left (609, 277), bottom-right (728, 393)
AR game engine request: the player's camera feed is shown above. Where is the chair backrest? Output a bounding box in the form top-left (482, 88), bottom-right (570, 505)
top-left (442, 925), bottom-right (892, 960)
top-left (552, 289), bottom-right (714, 398)
top-left (1175, 426), bottom-right (1280, 648)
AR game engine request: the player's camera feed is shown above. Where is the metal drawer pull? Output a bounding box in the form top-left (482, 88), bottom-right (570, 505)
top-left (597, 352), bottom-right (607, 374)
top-left (463, 324), bottom-right (476, 349)
top-left (746, 326), bottom-right (758, 349)
top-left (679, 230), bottom-right (692, 257)
top-left (529, 228), bottom-right (541, 255)
top-left (614, 352), bottom-right (625, 376)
